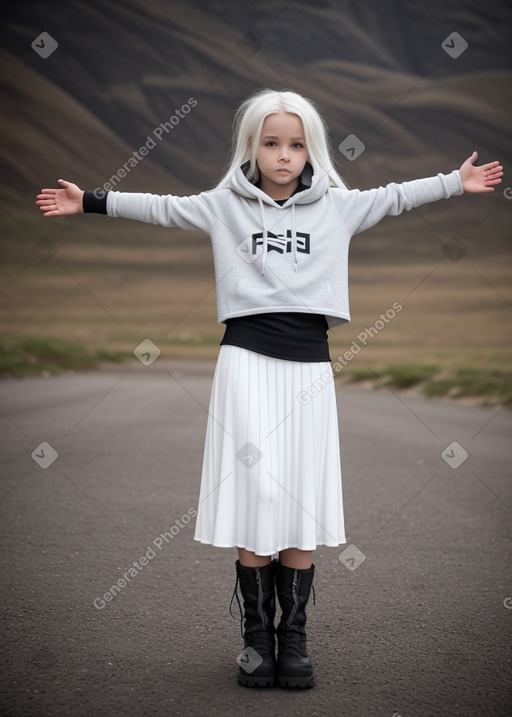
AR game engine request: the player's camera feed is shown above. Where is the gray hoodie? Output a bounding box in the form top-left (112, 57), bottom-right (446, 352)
top-left (106, 161), bottom-right (463, 330)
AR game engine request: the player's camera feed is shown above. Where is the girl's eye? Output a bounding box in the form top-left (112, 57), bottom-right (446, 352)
top-left (264, 142), bottom-right (304, 148)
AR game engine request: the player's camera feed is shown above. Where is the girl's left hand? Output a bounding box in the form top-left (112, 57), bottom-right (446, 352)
top-left (459, 151), bottom-right (503, 193)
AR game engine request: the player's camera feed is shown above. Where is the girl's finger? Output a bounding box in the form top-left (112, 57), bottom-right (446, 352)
top-left (482, 161), bottom-right (501, 170)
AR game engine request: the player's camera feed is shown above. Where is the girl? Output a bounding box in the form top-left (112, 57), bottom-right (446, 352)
top-left (36, 88), bottom-right (503, 690)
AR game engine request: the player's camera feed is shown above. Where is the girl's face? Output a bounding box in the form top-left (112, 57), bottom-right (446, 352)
top-left (255, 112), bottom-right (308, 200)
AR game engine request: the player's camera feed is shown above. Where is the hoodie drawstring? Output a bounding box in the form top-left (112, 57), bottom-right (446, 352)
top-left (257, 197), bottom-right (268, 276)
top-left (257, 197), bottom-right (298, 276)
top-left (291, 203), bottom-right (298, 272)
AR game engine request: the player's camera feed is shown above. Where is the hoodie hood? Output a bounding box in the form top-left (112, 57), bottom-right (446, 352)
top-left (230, 159), bottom-right (330, 206)
top-left (228, 160), bottom-right (331, 275)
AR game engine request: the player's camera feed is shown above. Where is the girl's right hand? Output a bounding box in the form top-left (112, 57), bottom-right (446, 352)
top-left (36, 179), bottom-right (84, 216)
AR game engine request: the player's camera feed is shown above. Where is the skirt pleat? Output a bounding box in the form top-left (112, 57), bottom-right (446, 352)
top-left (193, 345), bottom-right (346, 555)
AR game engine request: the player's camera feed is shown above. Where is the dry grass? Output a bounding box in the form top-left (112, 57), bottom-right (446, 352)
top-left (1, 228), bottom-right (510, 372)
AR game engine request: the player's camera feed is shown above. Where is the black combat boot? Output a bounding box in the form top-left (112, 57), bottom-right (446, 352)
top-left (233, 559), bottom-right (277, 687)
top-left (275, 563), bottom-right (315, 689)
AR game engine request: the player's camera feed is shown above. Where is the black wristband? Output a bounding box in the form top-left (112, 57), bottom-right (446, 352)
top-left (83, 190), bottom-right (108, 214)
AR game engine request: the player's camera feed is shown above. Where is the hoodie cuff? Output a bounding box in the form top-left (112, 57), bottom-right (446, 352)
top-left (83, 190), bottom-right (108, 214)
top-left (447, 169), bottom-right (464, 196)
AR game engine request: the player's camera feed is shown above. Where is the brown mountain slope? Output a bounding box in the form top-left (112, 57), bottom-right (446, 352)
top-left (1, 0), bottom-right (510, 260)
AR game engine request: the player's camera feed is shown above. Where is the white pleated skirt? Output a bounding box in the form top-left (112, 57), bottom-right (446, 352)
top-left (193, 345), bottom-right (346, 556)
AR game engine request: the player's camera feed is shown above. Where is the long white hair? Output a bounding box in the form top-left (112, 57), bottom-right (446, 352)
top-left (215, 88), bottom-right (349, 189)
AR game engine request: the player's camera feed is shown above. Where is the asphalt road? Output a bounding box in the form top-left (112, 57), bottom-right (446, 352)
top-left (0, 360), bottom-right (511, 716)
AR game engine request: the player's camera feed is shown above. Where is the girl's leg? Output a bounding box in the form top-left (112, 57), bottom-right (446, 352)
top-left (237, 547), bottom-right (271, 567)
top-left (279, 548), bottom-right (313, 569)
top-left (237, 548), bottom-right (313, 569)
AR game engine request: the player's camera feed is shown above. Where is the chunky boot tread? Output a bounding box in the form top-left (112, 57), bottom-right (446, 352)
top-left (238, 673), bottom-right (276, 688)
top-left (278, 675), bottom-right (315, 689)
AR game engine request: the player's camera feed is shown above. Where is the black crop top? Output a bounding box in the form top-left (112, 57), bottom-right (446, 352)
top-left (220, 312), bottom-right (330, 362)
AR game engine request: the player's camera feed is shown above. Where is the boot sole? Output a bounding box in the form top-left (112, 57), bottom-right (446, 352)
top-left (238, 674), bottom-right (275, 688)
top-left (278, 675), bottom-right (315, 689)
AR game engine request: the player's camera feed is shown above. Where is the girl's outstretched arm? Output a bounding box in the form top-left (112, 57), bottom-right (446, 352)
top-left (36, 179), bottom-right (84, 216)
top-left (37, 181), bottom-right (217, 234)
top-left (459, 151), bottom-right (503, 193)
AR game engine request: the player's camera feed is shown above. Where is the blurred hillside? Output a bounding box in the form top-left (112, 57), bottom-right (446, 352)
top-left (0, 1), bottom-right (510, 366)
top-left (2, 1), bottom-right (511, 250)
